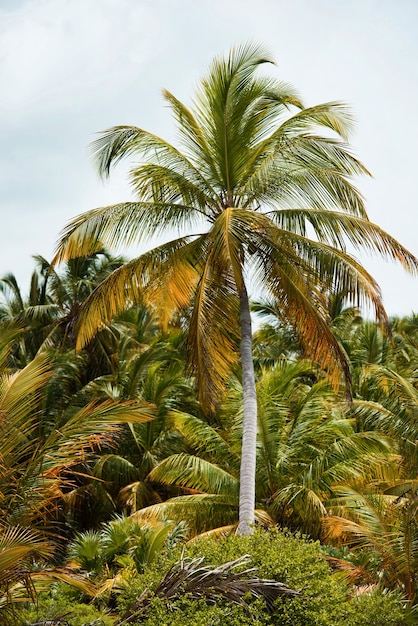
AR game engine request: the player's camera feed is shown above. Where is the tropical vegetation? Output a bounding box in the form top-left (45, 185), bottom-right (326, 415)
top-left (53, 43), bottom-right (418, 536)
top-left (0, 43), bottom-right (418, 623)
top-left (1, 252), bottom-right (418, 622)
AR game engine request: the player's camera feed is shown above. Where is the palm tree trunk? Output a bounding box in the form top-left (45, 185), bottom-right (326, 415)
top-left (237, 282), bottom-right (257, 535)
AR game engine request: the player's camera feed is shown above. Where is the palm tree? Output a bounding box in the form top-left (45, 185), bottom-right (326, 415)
top-left (0, 264), bottom-right (55, 367)
top-left (386, 314), bottom-right (418, 377)
top-left (81, 357), bottom-right (195, 518)
top-left (53, 43), bottom-right (418, 534)
top-left (131, 361), bottom-right (394, 538)
top-left (0, 334), bottom-right (159, 620)
top-left (0, 252), bottom-right (126, 377)
top-left (350, 363), bottom-right (418, 473)
top-left (0, 348), bottom-right (157, 529)
top-left (323, 487), bottom-right (418, 602)
top-left (0, 524), bottom-right (97, 625)
top-left (41, 251), bottom-right (124, 350)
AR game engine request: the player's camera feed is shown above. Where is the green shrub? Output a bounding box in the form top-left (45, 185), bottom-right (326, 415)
top-left (18, 583), bottom-right (115, 626)
top-left (118, 527), bottom-right (412, 625)
top-left (19, 592), bottom-right (114, 626)
top-left (127, 595), bottom-right (267, 626)
top-left (119, 591), bottom-right (411, 626)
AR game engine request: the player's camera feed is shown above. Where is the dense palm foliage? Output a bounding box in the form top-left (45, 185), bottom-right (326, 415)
top-left (53, 44), bottom-right (417, 534)
top-left (2, 253), bottom-right (418, 613)
top-left (0, 277), bottom-right (159, 621)
top-left (132, 361), bottom-right (394, 537)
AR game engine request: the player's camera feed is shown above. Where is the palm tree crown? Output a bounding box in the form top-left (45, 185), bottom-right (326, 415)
top-left (54, 43), bottom-right (418, 533)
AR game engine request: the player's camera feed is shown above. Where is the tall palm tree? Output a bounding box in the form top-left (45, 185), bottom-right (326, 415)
top-left (137, 362), bottom-right (393, 537)
top-left (53, 43), bottom-right (418, 534)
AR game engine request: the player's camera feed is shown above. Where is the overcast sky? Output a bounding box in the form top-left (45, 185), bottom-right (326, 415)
top-left (1, 0), bottom-right (417, 316)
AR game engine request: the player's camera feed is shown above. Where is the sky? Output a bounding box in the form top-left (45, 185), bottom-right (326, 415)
top-left (1, 0), bottom-right (418, 316)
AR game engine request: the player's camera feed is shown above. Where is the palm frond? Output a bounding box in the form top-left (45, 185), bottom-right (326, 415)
top-left (71, 236), bottom-right (197, 348)
top-left (133, 494), bottom-right (239, 536)
top-left (148, 454), bottom-right (239, 495)
top-left (0, 353), bottom-right (51, 424)
top-left (42, 399), bottom-right (155, 470)
top-left (270, 209), bottom-right (418, 274)
top-left (169, 410), bottom-right (239, 468)
top-left (121, 553), bottom-right (299, 624)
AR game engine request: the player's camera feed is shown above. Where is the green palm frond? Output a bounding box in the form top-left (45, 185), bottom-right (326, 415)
top-left (276, 102), bottom-right (357, 141)
top-left (350, 364), bottom-right (418, 471)
top-left (270, 209), bottom-right (418, 271)
top-left (54, 201), bottom-right (200, 262)
top-left (133, 494), bottom-right (239, 536)
top-left (42, 398), bottom-right (155, 470)
top-left (148, 454), bottom-right (239, 495)
top-left (93, 455), bottom-right (139, 484)
top-left (168, 410), bottom-right (239, 468)
top-left (271, 484), bottom-right (328, 523)
top-left (91, 125), bottom-right (216, 207)
top-left (323, 487), bottom-right (418, 600)
top-left (252, 368), bottom-right (395, 531)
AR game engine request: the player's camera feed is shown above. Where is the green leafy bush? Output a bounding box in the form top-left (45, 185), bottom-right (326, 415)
top-left (117, 528), bottom-right (412, 625)
top-left (124, 595), bottom-right (268, 625)
top-left (20, 596), bottom-right (114, 626)
top-left (68, 515), bottom-right (186, 577)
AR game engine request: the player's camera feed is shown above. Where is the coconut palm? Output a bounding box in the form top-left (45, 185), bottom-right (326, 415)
top-left (323, 487), bottom-right (418, 602)
top-left (80, 359), bottom-right (195, 519)
top-left (387, 314), bottom-right (418, 377)
top-left (73, 314), bottom-right (196, 518)
top-left (251, 300), bottom-right (302, 370)
top-left (0, 264), bottom-right (55, 367)
top-left (349, 363), bottom-right (418, 475)
top-left (0, 524), bottom-right (97, 626)
top-left (132, 360), bottom-right (394, 537)
top-left (53, 43), bottom-right (418, 534)
top-left (0, 252), bottom-right (126, 378)
top-left (0, 350), bottom-right (157, 530)
top-left (0, 335), bottom-right (159, 621)
top-left (40, 251), bottom-right (124, 351)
